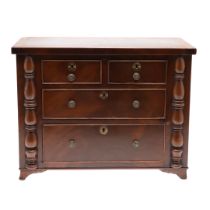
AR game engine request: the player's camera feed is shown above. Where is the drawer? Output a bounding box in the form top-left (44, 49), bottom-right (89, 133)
top-left (42, 60), bottom-right (102, 84)
top-left (43, 124), bottom-right (165, 162)
top-left (42, 89), bottom-right (166, 119)
top-left (108, 60), bottom-right (167, 84)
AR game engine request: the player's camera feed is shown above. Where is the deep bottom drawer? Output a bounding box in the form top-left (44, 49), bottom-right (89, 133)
top-left (43, 124), bottom-right (166, 164)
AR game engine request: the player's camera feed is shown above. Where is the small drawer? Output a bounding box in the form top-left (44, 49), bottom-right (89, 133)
top-left (42, 89), bottom-right (166, 119)
top-left (42, 60), bottom-right (102, 84)
top-left (43, 124), bottom-right (165, 163)
top-left (108, 60), bottom-right (167, 84)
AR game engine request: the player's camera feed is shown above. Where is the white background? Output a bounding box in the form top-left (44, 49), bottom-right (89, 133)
top-left (0, 0), bottom-right (209, 209)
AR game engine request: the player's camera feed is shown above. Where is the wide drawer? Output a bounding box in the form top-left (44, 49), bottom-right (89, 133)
top-left (42, 89), bottom-right (166, 119)
top-left (108, 60), bottom-right (167, 84)
top-left (43, 124), bottom-right (165, 162)
top-left (42, 60), bottom-right (102, 84)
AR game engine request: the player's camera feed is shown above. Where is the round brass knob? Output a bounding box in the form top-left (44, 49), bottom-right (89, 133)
top-left (99, 126), bottom-right (108, 135)
top-left (68, 63), bottom-right (77, 71)
top-left (133, 72), bottom-right (140, 81)
top-left (132, 62), bottom-right (141, 71)
top-left (69, 139), bottom-right (76, 148)
top-left (132, 139), bottom-right (140, 148)
top-left (132, 100), bottom-right (140, 109)
top-left (99, 91), bottom-right (109, 100)
top-left (67, 73), bottom-right (76, 82)
top-left (68, 100), bottom-right (76, 108)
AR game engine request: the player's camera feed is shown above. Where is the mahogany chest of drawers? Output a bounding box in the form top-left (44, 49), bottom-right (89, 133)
top-left (12, 37), bottom-right (196, 180)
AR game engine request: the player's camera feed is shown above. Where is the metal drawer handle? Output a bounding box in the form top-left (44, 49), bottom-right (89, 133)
top-left (68, 100), bottom-right (76, 108)
top-left (99, 91), bottom-right (109, 100)
top-left (132, 100), bottom-right (140, 109)
top-left (132, 139), bottom-right (140, 148)
top-left (133, 72), bottom-right (141, 81)
top-left (132, 62), bottom-right (141, 71)
top-left (68, 63), bottom-right (77, 71)
top-left (69, 139), bottom-right (76, 148)
top-left (67, 73), bottom-right (76, 82)
top-left (99, 126), bottom-right (108, 135)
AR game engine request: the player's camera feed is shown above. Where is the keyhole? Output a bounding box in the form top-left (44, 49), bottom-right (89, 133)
top-left (99, 126), bottom-right (108, 135)
top-left (99, 91), bottom-right (108, 100)
top-left (68, 63), bottom-right (76, 71)
top-left (132, 62), bottom-right (141, 71)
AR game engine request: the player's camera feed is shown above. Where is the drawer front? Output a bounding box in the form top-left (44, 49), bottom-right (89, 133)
top-left (108, 60), bottom-right (167, 84)
top-left (42, 89), bottom-right (166, 119)
top-left (42, 60), bottom-right (102, 84)
top-left (43, 124), bottom-right (165, 162)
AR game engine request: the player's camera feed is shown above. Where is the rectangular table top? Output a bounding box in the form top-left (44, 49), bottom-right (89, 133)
top-left (12, 37), bottom-right (196, 55)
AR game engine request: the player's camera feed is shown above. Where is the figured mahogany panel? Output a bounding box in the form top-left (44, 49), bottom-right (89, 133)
top-left (42, 89), bottom-right (166, 119)
top-left (42, 60), bottom-right (102, 84)
top-left (43, 124), bottom-right (165, 163)
top-left (109, 60), bottom-right (167, 84)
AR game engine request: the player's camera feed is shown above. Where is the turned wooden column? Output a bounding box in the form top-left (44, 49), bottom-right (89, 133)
top-left (23, 56), bottom-right (38, 170)
top-left (171, 57), bottom-right (185, 168)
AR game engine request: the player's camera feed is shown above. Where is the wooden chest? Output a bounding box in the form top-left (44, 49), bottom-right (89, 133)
top-left (12, 37), bottom-right (196, 179)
